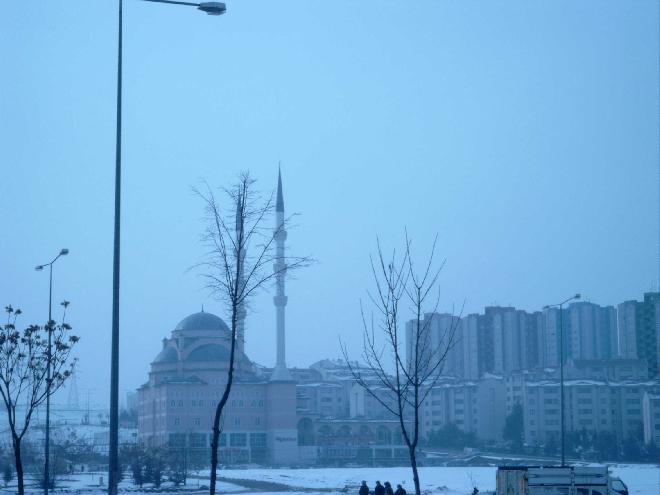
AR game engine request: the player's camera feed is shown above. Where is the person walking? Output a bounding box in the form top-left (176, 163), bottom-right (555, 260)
top-left (375, 481), bottom-right (385, 495)
top-left (395, 484), bottom-right (407, 495)
top-left (384, 482), bottom-right (394, 495)
top-left (359, 481), bottom-right (370, 495)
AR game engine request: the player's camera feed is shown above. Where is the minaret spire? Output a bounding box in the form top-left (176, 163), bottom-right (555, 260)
top-left (271, 165), bottom-right (291, 381)
top-left (276, 162), bottom-right (284, 213)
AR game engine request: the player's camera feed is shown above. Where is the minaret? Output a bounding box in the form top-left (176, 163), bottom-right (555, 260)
top-left (66, 363), bottom-right (80, 409)
top-left (271, 166), bottom-right (291, 381)
top-left (236, 192), bottom-right (246, 358)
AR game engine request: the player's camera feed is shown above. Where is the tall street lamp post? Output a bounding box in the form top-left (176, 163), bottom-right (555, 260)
top-left (109, 2), bottom-right (225, 493)
top-left (543, 293), bottom-right (581, 467)
top-left (35, 248), bottom-right (69, 495)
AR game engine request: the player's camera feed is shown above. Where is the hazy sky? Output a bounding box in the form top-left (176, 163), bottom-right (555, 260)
top-left (1, 1), bottom-right (658, 408)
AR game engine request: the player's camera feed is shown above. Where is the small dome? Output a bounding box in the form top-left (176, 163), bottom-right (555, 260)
top-left (153, 346), bottom-right (178, 363)
top-left (175, 311), bottom-right (229, 333)
top-left (185, 344), bottom-right (231, 362)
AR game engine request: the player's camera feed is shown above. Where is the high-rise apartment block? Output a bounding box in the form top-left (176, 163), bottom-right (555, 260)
top-left (618, 292), bottom-right (660, 377)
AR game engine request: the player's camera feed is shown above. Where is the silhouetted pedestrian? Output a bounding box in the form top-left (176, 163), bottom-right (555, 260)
top-left (375, 481), bottom-right (385, 495)
top-left (384, 481), bottom-right (394, 495)
top-left (359, 480), bottom-right (370, 495)
top-left (394, 484), bottom-right (406, 495)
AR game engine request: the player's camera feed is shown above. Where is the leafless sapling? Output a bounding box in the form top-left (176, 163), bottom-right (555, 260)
top-left (342, 234), bottom-right (460, 495)
top-left (195, 172), bottom-right (310, 495)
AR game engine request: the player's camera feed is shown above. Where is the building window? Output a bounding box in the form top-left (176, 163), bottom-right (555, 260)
top-left (250, 433), bottom-right (267, 447)
top-left (234, 417), bottom-right (240, 427)
top-left (189, 433), bottom-right (206, 448)
top-left (230, 433), bottom-right (247, 447)
top-left (174, 417), bottom-right (180, 426)
top-left (194, 417), bottom-right (201, 426)
top-left (169, 433), bottom-right (185, 447)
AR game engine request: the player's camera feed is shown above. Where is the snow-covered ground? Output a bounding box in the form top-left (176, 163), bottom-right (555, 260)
top-left (1, 465), bottom-right (657, 495)
top-left (217, 465), bottom-right (660, 495)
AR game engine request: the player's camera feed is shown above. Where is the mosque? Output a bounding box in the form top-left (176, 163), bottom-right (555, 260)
top-left (137, 170), bottom-right (300, 465)
top-left (137, 171), bottom-right (410, 466)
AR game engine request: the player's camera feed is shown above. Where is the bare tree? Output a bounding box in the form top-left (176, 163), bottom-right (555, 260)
top-left (342, 234), bottom-right (460, 495)
top-left (195, 172), bottom-right (310, 495)
top-left (0, 303), bottom-right (79, 495)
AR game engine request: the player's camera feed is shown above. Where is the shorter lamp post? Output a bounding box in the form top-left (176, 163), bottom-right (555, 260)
top-left (543, 293), bottom-right (581, 467)
top-left (35, 248), bottom-right (69, 495)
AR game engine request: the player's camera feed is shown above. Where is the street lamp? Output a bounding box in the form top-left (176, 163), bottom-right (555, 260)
top-left (543, 293), bottom-right (581, 467)
top-left (35, 248), bottom-right (69, 495)
top-left (142, 0), bottom-right (227, 15)
top-left (108, 2), bottom-right (224, 494)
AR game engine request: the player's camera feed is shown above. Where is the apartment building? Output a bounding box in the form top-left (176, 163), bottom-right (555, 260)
top-left (420, 375), bottom-right (506, 441)
top-left (642, 392), bottom-right (660, 447)
top-left (522, 378), bottom-right (660, 445)
top-left (618, 292), bottom-right (660, 377)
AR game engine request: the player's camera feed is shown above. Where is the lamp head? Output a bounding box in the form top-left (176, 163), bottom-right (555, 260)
top-left (574, 293), bottom-right (581, 300)
top-left (198, 2), bottom-right (226, 15)
top-left (542, 305), bottom-right (550, 310)
top-left (60, 248), bottom-right (69, 256)
top-left (35, 265), bottom-right (44, 271)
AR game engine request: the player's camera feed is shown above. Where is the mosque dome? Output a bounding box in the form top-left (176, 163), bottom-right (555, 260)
top-left (153, 346), bottom-right (178, 363)
top-left (174, 311), bottom-right (229, 333)
top-left (184, 344), bottom-right (231, 362)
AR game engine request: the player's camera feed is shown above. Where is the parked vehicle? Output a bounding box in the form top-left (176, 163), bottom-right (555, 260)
top-left (496, 466), bottom-right (628, 495)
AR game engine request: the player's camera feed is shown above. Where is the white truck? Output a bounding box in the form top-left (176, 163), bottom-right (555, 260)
top-left (496, 466), bottom-right (628, 495)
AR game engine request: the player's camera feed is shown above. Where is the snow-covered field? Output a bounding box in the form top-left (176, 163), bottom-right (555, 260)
top-left (217, 465), bottom-right (660, 495)
top-left (1, 465), bottom-right (658, 495)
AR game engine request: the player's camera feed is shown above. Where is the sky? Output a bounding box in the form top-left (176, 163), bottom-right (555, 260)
top-left (1, 0), bottom-right (658, 408)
